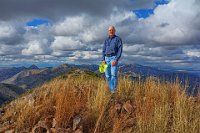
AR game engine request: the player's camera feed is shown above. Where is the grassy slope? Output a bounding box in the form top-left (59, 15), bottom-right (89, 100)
top-left (1, 70), bottom-right (200, 132)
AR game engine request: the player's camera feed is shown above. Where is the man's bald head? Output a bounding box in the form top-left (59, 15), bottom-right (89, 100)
top-left (108, 25), bottom-right (116, 38)
top-left (108, 26), bottom-right (116, 31)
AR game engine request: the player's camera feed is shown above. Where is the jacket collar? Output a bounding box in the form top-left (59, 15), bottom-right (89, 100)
top-left (108, 35), bottom-right (116, 39)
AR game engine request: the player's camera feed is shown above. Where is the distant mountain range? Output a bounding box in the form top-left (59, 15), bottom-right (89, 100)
top-left (0, 63), bottom-right (199, 105)
top-left (119, 64), bottom-right (199, 94)
top-left (1, 64), bottom-right (71, 90)
top-left (0, 65), bottom-right (39, 82)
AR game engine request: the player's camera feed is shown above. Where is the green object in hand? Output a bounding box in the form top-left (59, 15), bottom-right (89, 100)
top-left (99, 63), bottom-right (108, 73)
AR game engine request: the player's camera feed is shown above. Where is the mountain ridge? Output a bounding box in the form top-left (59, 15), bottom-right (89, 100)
top-left (0, 63), bottom-right (199, 105)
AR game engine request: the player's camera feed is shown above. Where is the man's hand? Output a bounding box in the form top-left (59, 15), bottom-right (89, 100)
top-left (102, 60), bottom-right (106, 64)
top-left (112, 60), bottom-right (118, 66)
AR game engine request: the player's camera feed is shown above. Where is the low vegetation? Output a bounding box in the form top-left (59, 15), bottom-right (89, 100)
top-left (0, 70), bottom-right (200, 132)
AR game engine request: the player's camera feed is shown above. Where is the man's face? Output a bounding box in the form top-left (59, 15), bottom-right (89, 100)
top-left (108, 27), bottom-right (115, 37)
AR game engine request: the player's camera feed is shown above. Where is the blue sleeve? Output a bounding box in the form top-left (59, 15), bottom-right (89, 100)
top-left (115, 38), bottom-right (123, 61)
top-left (102, 40), bottom-right (106, 61)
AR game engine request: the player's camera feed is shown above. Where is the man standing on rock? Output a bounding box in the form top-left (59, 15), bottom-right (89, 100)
top-left (102, 26), bottom-right (123, 94)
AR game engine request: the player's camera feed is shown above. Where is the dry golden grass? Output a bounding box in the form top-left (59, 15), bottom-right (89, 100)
top-left (1, 72), bottom-right (200, 133)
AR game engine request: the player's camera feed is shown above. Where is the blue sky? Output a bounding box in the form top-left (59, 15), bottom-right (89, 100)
top-left (26, 19), bottom-right (49, 27)
top-left (134, 0), bottom-right (169, 18)
top-left (0, 0), bottom-right (200, 73)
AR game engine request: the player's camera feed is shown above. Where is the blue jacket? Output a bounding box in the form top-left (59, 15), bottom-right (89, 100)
top-left (102, 35), bottom-right (123, 61)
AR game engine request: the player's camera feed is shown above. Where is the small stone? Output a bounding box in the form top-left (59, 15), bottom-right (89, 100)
top-left (115, 103), bottom-right (122, 112)
top-left (56, 128), bottom-right (70, 133)
top-left (13, 112), bottom-right (17, 115)
top-left (75, 128), bottom-right (83, 133)
top-left (125, 118), bottom-right (136, 127)
top-left (44, 116), bottom-right (54, 128)
top-left (66, 128), bottom-right (73, 132)
top-left (50, 128), bottom-right (56, 133)
top-left (4, 121), bottom-right (10, 125)
top-left (0, 108), bottom-right (5, 114)
top-left (0, 125), bottom-right (10, 133)
top-left (9, 119), bottom-right (15, 124)
top-left (52, 118), bottom-right (56, 128)
top-left (5, 129), bottom-right (15, 133)
top-left (73, 114), bottom-right (81, 130)
top-left (31, 121), bottom-right (50, 133)
top-left (123, 100), bottom-right (134, 114)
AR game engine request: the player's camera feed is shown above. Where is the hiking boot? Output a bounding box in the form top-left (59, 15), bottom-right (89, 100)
top-left (110, 92), bottom-right (118, 104)
top-left (105, 85), bottom-right (110, 93)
